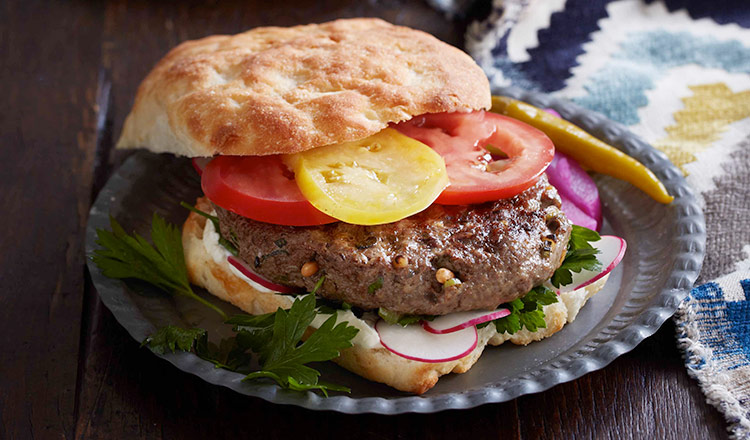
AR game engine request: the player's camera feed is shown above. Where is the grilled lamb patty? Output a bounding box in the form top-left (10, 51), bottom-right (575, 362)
top-left (214, 175), bottom-right (571, 315)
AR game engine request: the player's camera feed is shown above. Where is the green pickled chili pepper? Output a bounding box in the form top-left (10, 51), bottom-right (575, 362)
top-left (491, 96), bottom-right (674, 204)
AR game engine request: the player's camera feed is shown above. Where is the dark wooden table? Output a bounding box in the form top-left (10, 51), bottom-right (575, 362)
top-left (0, 1), bottom-right (729, 438)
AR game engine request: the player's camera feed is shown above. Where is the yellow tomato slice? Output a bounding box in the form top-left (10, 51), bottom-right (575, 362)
top-left (285, 128), bottom-right (449, 225)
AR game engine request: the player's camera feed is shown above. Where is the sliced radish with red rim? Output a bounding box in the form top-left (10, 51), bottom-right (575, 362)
top-left (422, 308), bottom-right (511, 334)
top-left (227, 255), bottom-right (300, 294)
top-left (375, 320), bottom-right (478, 363)
top-left (557, 235), bottom-right (627, 293)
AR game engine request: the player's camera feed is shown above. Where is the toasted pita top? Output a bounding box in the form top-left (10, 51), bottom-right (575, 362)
top-left (116, 18), bottom-right (491, 157)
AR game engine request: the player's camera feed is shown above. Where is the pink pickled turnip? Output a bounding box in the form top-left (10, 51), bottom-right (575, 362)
top-left (556, 235), bottom-right (627, 293)
top-left (422, 308), bottom-right (511, 334)
top-left (376, 320), bottom-right (478, 363)
top-left (546, 151), bottom-right (602, 231)
top-left (559, 193), bottom-right (598, 231)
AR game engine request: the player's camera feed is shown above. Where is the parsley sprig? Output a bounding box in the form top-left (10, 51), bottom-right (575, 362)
top-left (144, 295), bottom-right (359, 395)
top-left (94, 213), bottom-right (359, 395)
top-left (142, 325), bottom-right (207, 354)
top-left (550, 225), bottom-right (602, 288)
top-left (239, 295), bottom-right (359, 394)
top-left (92, 214), bottom-right (227, 319)
top-left (489, 225), bottom-right (603, 335)
top-left (490, 286), bottom-right (559, 335)
top-left (141, 325), bottom-right (254, 372)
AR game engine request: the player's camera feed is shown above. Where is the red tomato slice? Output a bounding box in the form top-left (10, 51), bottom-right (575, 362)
top-left (201, 155), bottom-right (337, 226)
top-left (394, 111), bottom-right (554, 205)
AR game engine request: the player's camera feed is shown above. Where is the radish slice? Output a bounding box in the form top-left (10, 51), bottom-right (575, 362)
top-left (547, 151), bottom-right (602, 231)
top-left (375, 320), bottom-right (478, 363)
top-left (192, 157), bottom-right (212, 176)
top-left (557, 235), bottom-right (627, 293)
top-left (422, 308), bottom-right (510, 334)
top-left (227, 255), bottom-right (300, 294)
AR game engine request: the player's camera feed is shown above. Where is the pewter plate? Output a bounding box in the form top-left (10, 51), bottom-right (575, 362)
top-left (85, 87), bottom-right (706, 414)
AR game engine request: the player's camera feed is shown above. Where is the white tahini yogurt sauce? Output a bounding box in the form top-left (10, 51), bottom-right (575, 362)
top-left (311, 310), bottom-right (382, 349)
top-left (201, 215), bottom-right (382, 349)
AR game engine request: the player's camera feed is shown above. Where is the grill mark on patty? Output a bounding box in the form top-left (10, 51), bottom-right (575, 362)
top-left (214, 174), bottom-right (571, 315)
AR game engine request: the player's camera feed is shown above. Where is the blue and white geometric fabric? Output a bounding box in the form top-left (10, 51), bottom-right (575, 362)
top-left (680, 275), bottom-right (750, 439)
top-left (433, 0), bottom-right (750, 436)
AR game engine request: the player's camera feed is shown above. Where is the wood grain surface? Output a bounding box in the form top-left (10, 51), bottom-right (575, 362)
top-left (0, 1), bottom-right (729, 439)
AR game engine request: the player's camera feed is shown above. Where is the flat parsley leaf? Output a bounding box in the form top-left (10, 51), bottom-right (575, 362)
top-left (93, 214), bottom-right (227, 319)
top-left (316, 298), bottom-right (345, 315)
top-left (226, 312), bottom-right (276, 328)
top-left (195, 336), bottom-right (255, 372)
top-left (568, 224), bottom-right (601, 249)
top-left (142, 325), bottom-right (253, 372)
top-left (551, 225), bottom-right (602, 288)
top-left (239, 295), bottom-right (360, 395)
top-left (523, 285), bottom-right (560, 307)
top-left (142, 325), bottom-right (206, 354)
top-left (518, 311), bottom-right (547, 333)
top-left (493, 299), bottom-right (522, 334)
top-left (492, 286), bottom-right (559, 335)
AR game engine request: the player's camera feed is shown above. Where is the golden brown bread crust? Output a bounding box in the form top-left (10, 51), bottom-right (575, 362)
top-left (182, 197), bottom-right (608, 394)
top-left (117, 18), bottom-right (491, 157)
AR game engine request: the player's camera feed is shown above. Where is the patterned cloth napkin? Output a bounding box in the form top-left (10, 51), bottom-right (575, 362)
top-left (431, 0), bottom-right (750, 436)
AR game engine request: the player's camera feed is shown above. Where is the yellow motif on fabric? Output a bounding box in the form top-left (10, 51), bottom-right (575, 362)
top-left (654, 83), bottom-right (750, 172)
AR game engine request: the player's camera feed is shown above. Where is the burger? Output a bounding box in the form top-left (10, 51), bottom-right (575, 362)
top-left (115, 18), bottom-right (617, 394)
